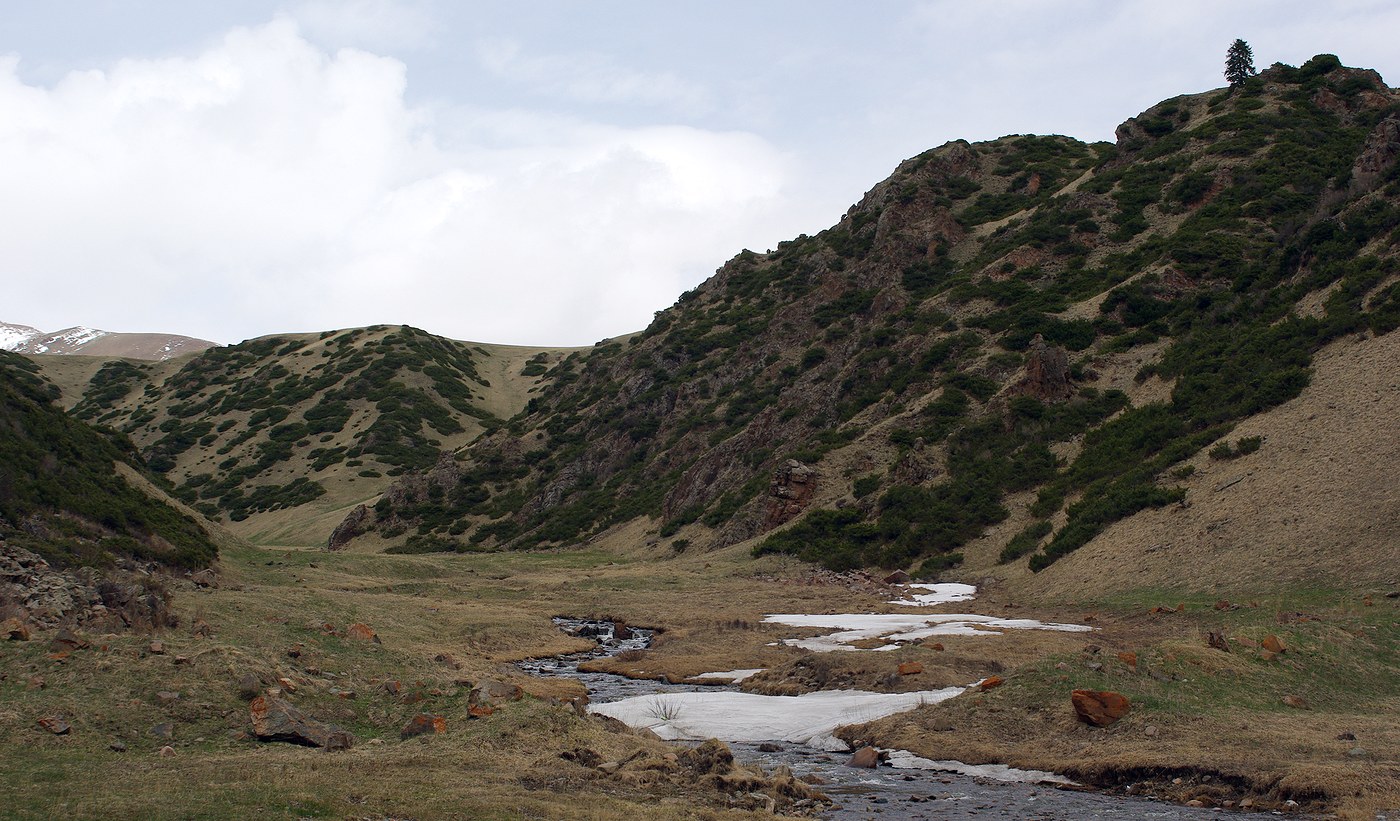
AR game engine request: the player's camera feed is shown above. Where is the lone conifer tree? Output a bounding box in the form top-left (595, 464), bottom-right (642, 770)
top-left (1225, 39), bottom-right (1256, 87)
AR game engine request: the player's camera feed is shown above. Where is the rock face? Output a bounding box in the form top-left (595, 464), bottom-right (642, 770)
top-left (1012, 335), bottom-right (1073, 402)
top-left (326, 504), bottom-right (369, 551)
top-left (249, 696), bottom-right (354, 750)
top-left (765, 460), bottom-right (818, 529)
top-left (1071, 689), bottom-right (1131, 727)
top-left (1, 539), bottom-right (177, 630)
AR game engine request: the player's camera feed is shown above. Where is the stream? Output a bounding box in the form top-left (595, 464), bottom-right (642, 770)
top-left (519, 617), bottom-right (1227, 820)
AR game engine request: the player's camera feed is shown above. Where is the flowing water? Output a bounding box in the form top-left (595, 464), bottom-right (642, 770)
top-left (519, 618), bottom-right (1226, 820)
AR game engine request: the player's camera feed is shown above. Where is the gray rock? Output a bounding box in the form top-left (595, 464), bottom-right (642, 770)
top-left (249, 696), bottom-right (354, 750)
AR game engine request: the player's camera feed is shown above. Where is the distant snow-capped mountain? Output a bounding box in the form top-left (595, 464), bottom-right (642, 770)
top-left (0, 321), bottom-right (218, 361)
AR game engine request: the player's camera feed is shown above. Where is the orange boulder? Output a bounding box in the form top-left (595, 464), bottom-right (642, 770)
top-left (1071, 690), bottom-right (1131, 727)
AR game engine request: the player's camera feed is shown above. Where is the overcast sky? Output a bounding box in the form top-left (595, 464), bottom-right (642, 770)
top-left (2, 1), bottom-right (1397, 346)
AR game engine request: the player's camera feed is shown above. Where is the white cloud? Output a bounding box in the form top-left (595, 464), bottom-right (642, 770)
top-left (292, 0), bottom-right (436, 52)
top-left (0, 19), bottom-right (805, 345)
top-left (475, 37), bottom-right (714, 115)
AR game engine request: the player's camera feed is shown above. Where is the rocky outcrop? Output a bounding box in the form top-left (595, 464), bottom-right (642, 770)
top-left (0, 539), bottom-right (175, 630)
top-left (1352, 115), bottom-right (1400, 185)
top-left (892, 439), bottom-right (942, 486)
top-left (326, 504), bottom-right (368, 550)
top-left (764, 460), bottom-right (818, 529)
top-left (249, 695), bottom-right (354, 749)
top-left (1011, 335), bottom-right (1073, 402)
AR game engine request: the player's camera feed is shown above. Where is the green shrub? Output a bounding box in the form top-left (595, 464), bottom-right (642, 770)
top-left (999, 520), bottom-right (1052, 563)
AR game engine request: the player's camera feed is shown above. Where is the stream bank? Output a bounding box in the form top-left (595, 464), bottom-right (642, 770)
top-left (520, 617), bottom-right (1224, 820)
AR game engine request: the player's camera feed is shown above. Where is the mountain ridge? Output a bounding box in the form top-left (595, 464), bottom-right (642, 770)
top-left (337, 54), bottom-right (1400, 591)
top-left (0, 320), bottom-right (218, 361)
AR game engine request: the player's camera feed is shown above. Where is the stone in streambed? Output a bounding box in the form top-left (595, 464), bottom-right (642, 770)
top-left (847, 747), bottom-right (880, 768)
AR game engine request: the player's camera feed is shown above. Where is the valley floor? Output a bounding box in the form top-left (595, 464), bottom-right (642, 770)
top-left (1, 530), bottom-right (1395, 819)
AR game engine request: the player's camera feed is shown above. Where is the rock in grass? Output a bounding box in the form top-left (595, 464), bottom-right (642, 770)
top-left (1261, 634), bottom-right (1287, 654)
top-left (1071, 690), bottom-right (1131, 727)
top-left (469, 679), bottom-right (523, 709)
top-left (249, 696), bottom-right (354, 750)
top-left (235, 673), bottom-right (262, 700)
top-left (346, 623), bottom-right (380, 643)
top-left (37, 716), bottom-right (71, 735)
top-left (49, 629), bottom-right (87, 652)
top-left (400, 714), bottom-right (447, 739)
top-left (2, 617), bottom-right (30, 641)
top-left (1282, 695), bottom-right (1310, 710)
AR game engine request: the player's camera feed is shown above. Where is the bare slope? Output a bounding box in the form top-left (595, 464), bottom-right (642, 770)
top-left (1017, 326), bottom-right (1400, 597)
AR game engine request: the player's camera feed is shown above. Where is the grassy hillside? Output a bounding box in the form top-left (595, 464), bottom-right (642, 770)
top-left (353, 56), bottom-right (1399, 585)
top-left (45, 326), bottom-right (574, 546)
top-left (0, 351), bottom-right (216, 570)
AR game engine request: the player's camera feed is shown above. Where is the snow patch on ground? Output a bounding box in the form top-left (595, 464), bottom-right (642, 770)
top-left (762, 611), bottom-right (1094, 652)
top-left (885, 748), bottom-right (1076, 784)
top-left (889, 582), bottom-right (978, 606)
top-left (690, 668), bottom-right (763, 682)
top-left (589, 687), bottom-right (966, 750)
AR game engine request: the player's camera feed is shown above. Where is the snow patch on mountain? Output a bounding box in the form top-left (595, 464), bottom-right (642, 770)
top-left (0, 322), bottom-right (42, 351)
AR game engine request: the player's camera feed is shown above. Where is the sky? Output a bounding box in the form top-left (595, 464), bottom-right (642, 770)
top-left (2, 1), bottom-right (1398, 346)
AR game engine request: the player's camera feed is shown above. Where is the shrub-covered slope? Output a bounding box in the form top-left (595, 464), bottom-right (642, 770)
top-left (60, 325), bottom-right (564, 536)
top-left (0, 351), bottom-right (216, 570)
top-left (351, 56), bottom-right (1400, 577)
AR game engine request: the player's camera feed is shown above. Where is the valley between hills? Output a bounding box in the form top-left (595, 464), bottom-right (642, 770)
top-left (1, 55), bottom-right (1398, 820)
